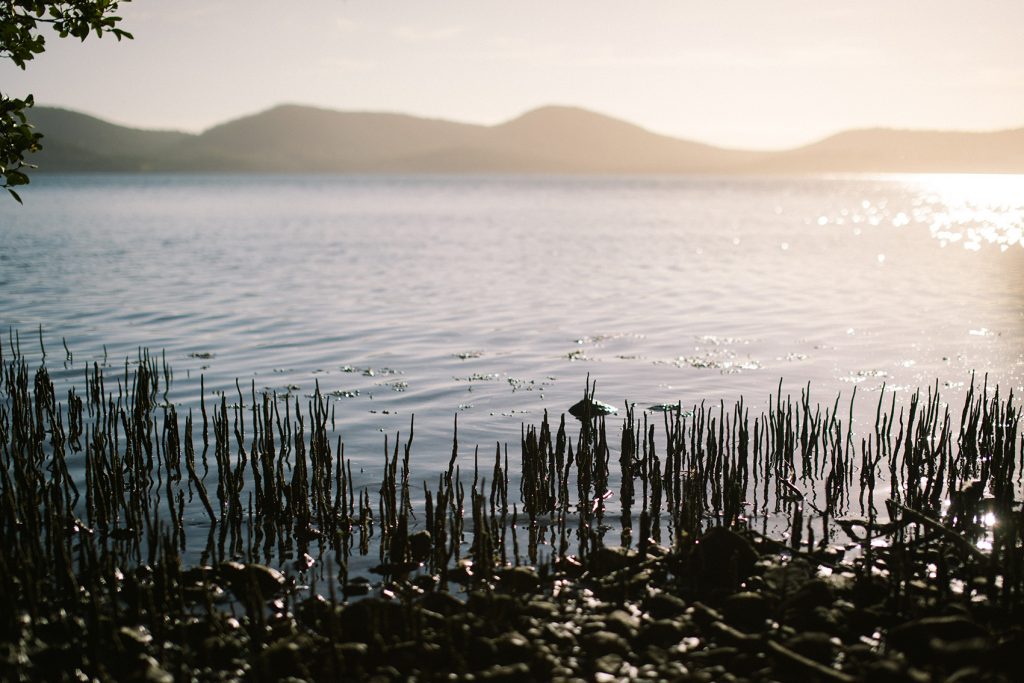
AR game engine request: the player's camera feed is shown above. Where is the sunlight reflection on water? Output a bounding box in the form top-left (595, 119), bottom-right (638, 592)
top-left (889, 174), bottom-right (1023, 250)
top-left (1, 174), bottom-right (1022, 483)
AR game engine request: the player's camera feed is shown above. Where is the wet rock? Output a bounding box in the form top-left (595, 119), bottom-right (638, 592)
top-left (199, 631), bottom-right (247, 670)
top-left (944, 666), bottom-right (1012, 683)
top-left (581, 630), bottom-right (632, 658)
top-left (180, 565), bottom-right (216, 585)
top-left (639, 619), bottom-right (686, 648)
top-left (604, 610), bottom-right (640, 640)
top-left (381, 640), bottom-right (424, 672)
top-left (293, 553), bottom-right (315, 572)
top-left (889, 616), bottom-right (988, 661)
top-left (368, 664), bottom-right (402, 682)
top-left (929, 636), bottom-right (993, 669)
top-left (492, 631), bottom-right (533, 664)
top-left (643, 592), bottom-right (687, 619)
top-left (132, 655), bottom-right (174, 683)
top-left (257, 637), bottom-right (313, 681)
top-left (500, 565), bottom-right (541, 594)
top-left (339, 598), bottom-right (408, 643)
top-left (722, 591), bottom-right (770, 632)
top-left (784, 631), bottom-right (837, 665)
top-left (419, 591), bottom-right (465, 616)
top-left (218, 561), bottom-right (286, 600)
top-left (849, 574), bottom-right (889, 607)
top-left (795, 605), bottom-right (845, 635)
top-left (343, 576), bottom-right (371, 597)
top-left (594, 567), bottom-right (653, 603)
top-left (541, 621), bottom-right (577, 649)
top-left (467, 635), bottom-right (499, 668)
top-left (990, 630), bottom-right (1024, 672)
top-left (763, 558), bottom-right (814, 596)
top-left (467, 591), bottom-right (517, 622)
top-left (692, 527), bottom-right (759, 586)
top-left (555, 555), bottom-right (585, 578)
top-left (523, 599), bottom-right (559, 619)
top-left (785, 577), bottom-right (834, 611)
top-left (479, 662), bottom-right (532, 682)
top-left (593, 653), bottom-right (624, 676)
top-left (413, 573), bottom-right (439, 591)
top-left (116, 625), bottom-right (154, 654)
top-left (334, 641), bottom-right (368, 662)
top-left (592, 546), bottom-right (637, 573)
top-left (688, 646), bottom-right (740, 666)
top-left (449, 559), bottom-right (474, 583)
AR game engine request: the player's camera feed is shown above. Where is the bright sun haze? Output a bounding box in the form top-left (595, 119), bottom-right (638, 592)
top-left (1, 0), bottom-right (1022, 149)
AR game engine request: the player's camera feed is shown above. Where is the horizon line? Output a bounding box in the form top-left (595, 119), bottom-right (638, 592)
top-left (31, 101), bottom-right (1024, 155)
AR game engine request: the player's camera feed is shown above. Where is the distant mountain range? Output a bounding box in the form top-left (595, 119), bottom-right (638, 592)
top-left (25, 104), bottom-right (1024, 174)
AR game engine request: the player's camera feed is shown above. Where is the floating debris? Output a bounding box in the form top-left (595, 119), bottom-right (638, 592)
top-left (454, 373), bottom-right (500, 382)
top-left (646, 403), bottom-right (692, 416)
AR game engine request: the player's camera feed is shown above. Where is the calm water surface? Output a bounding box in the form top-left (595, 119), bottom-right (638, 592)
top-left (2, 173), bottom-right (1023, 486)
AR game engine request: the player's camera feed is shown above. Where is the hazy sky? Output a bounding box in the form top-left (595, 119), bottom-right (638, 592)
top-left (3, 0), bottom-right (1023, 149)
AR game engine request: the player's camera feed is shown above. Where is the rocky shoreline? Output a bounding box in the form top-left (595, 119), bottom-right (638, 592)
top-left (7, 522), bottom-right (1020, 682)
top-left (1, 346), bottom-right (1021, 681)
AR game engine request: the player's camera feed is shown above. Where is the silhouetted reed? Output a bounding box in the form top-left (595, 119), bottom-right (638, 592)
top-left (2, 333), bottom-right (1023, 680)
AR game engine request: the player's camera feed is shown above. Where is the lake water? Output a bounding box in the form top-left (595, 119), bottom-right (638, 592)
top-left (2, 173), bottom-right (1023, 492)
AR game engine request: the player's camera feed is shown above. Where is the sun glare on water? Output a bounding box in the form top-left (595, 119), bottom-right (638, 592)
top-left (899, 173), bottom-right (1024, 251)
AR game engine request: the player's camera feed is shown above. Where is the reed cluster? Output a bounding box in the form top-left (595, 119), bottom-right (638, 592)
top-left (1, 334), bottom-right (1022, 681)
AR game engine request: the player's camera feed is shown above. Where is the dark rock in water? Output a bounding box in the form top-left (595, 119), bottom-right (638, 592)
top-left (180, 565), bottom-right (215, 585)
top-left (569, 397), bottom-right (618, 420)
top-left (554, 555), bottom-right (585, 578)
top-left (592, 545), bottom-right (637, 573)
top-left (218, 561), bottom-right (286, 600)
top-left (692, 527), bottom-right (759, 586)
top-left (343, 576), bottom-right (371, 598)
top-left (293, 553), bottom-right (315, 572)
top-left (408, 530), bottom-right (433, 563)
top-left (500, 565), bottom-right (541, 594)
top-left (420, 591), bottom-right (465, 616)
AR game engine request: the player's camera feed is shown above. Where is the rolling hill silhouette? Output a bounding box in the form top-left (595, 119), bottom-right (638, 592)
top-left (25, 104), bottom-right (1024, 174)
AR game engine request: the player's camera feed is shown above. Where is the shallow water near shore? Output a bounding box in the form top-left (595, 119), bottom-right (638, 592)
top-left (2, 173), bottom-right (1023, 508)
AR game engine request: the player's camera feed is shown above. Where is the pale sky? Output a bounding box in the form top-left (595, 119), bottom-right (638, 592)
top-left (3, 0), bottom-right (1023, 149)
